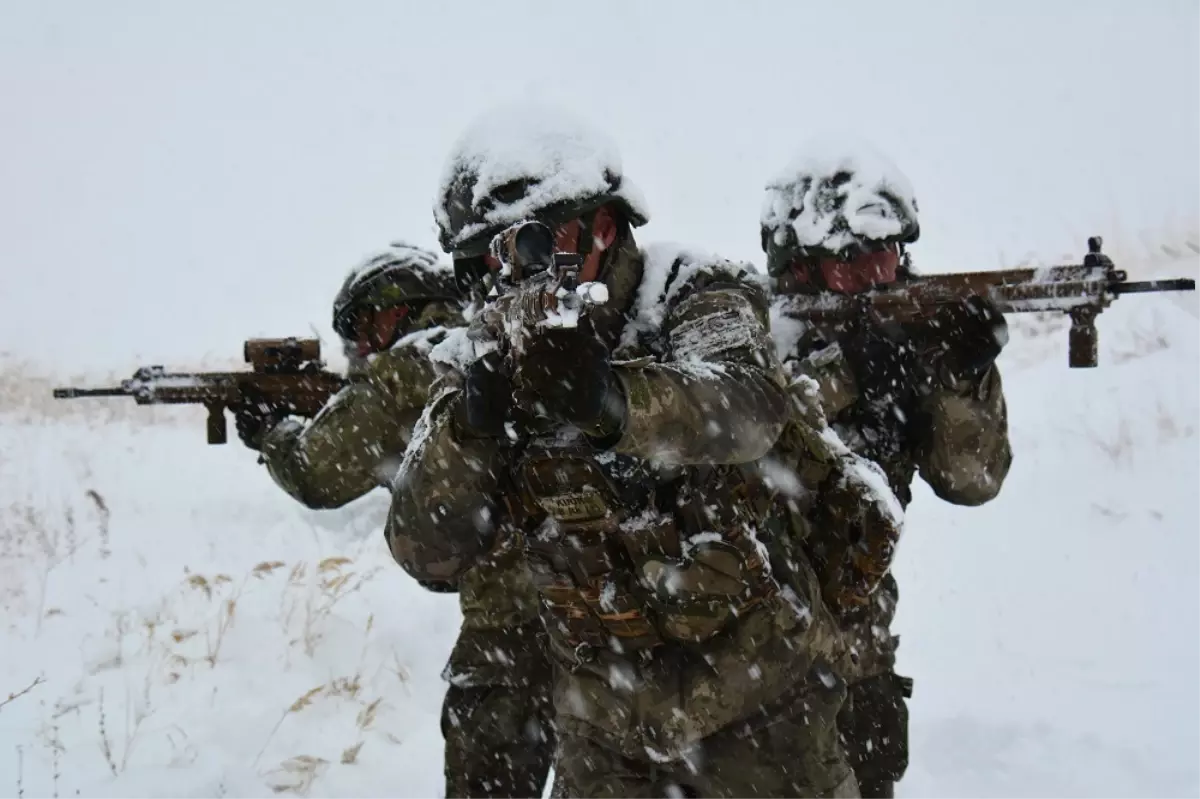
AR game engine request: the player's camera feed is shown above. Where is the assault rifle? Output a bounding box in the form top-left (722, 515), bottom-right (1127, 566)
top-left (471, 220), bottom-right (610, 363)
top-left (52, 338), bottom-right (345, 444)
top-left (775, 237), bottom-right (1195, 367)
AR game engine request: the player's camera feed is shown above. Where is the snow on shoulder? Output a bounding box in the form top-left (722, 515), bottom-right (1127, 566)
top-left (761, 136), bottom-right (918, 254)
top-left (434, 102), bottom-right (649, 249)
top-left (621, 243), bottom-right (762, 349)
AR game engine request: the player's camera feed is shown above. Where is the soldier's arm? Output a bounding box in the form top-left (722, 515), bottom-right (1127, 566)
top-left (259, 382), bottom-right (410, 509)
top-left (610, 267), bottom-right (789, 465)
top-left (258, 347), bottom-right (439, 509)
top-left (913, 363), bottom-right (1013, 506)
top-left (385, 377), bottom-right (505, 590)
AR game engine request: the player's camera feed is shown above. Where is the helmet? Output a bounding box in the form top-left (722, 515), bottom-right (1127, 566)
top-left (332, 242), bottom-right (461, 343)
top-left (760, 138), bottom-right (920, 277)
top-left (434, 102), bottom-right (650, 258)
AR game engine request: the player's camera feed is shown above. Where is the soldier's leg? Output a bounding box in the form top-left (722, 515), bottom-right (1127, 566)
top-left (692, 674), bottom-right (860, 799)
top-left (441, 680), bottom-right (554, 798)
top-left (835, 572), bottom-right (908, 798)
top-left (553, 730), bottom-right (661, 799)
top-left (837, 671), bottom-right (912, 799)
top-left (440, 621), bottom-right (556, 799)
top-left (555, 677), bottom-right (857, 799)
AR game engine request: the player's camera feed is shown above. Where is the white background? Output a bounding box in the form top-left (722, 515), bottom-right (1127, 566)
top-left (1, 0), bottom-right (1196, 370)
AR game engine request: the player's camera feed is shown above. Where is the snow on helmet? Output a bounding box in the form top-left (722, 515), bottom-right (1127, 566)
top-left (760, 137), bottom-right (920, 276)
top-left (331, 242), bottom-right (460, 342)
top-left (434, 101), bottom-right (650, 258)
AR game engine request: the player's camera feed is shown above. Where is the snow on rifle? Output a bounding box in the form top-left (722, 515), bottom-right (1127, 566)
top-left (774, 236), bottom-right (1195, 368)
top-left (51, 337), bottom-right (346, 444)
top-left (471, 219), bottom-right (610, 360)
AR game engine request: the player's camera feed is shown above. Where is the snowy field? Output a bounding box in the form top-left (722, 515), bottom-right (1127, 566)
top-left (1, 240), bottom-right (1196, 798)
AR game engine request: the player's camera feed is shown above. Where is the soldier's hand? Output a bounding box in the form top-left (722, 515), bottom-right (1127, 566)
top-left (461, 351), bottom-right (514, 438)
top-left (234, 390), bottom-right (288, 451)
top-left (841, 316), bottom-right (931, 402)
top-left (927, 295), bottom-right (1009, 384)
top-left (517, 329), bottom-right (624, 437)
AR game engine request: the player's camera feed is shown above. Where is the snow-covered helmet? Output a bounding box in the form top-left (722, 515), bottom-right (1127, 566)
top-left (434, 102), bottom-right (650, 260)
top-left (760, 139), bottom-right (920, 286)
top-left (332, 243), bottom-right (461, 358)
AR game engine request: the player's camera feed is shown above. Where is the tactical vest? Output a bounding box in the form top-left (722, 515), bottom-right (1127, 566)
top-left (502, 439), bottom-right (776, 665)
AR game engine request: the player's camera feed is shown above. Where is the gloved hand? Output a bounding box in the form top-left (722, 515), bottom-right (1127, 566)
top-left (461, 351), bottom-right (514, 438)
top-left (840, 316), bottom-right (930, 403)
top-left (516, 329), bottom-right (624, 436)
top-left (926, 295), bottom-right (1008, 384)
top-left (234, 390), bottom-right (288, 451)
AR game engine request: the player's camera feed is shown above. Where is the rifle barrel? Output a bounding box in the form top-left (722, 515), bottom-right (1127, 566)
top-left (1112, 278), bottom-right (1196, 295)
top-left (52, 387), bottom-right (129, 399)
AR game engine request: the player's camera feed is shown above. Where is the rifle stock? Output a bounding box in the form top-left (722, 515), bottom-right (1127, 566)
top-left (52, 337), bottom-right (346, 444)
top-left (776, 237), bottom-right (1196, 367)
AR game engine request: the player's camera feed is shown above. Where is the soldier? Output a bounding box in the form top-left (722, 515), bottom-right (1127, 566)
top-left (387, 103), bottom-right (861, 798)
top-left (759, 144), bottom-right (1014, 798)
top-left (234, 243), bottom-right (556, 798)
top-left (234, 243), bottom-right (462, 508)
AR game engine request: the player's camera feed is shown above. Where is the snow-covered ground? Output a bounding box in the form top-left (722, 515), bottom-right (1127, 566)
top-left (1, 243), bottom-right (1196, 798)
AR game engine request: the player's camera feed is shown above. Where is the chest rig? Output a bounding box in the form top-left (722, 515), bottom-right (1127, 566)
top-left (503, 435), bottom-right (776, 664)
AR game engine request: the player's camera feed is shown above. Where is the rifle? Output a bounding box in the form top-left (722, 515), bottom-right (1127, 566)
top-left (471, 220), bottom-right (609, 367)
top-left (52, 338), bottom-right (346, 444)
top-left (775, 236), bottom-right (1196, 367)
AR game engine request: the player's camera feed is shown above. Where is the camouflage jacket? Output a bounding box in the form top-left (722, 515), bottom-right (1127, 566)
top-left (259, 335), bottom-right (446, 509)
top-left (387, 244), bottom-right (848, 762)
top-left (772, 305), bottom-right (1013, 510)
top-left (769, 297), bottom-right (1013, 679)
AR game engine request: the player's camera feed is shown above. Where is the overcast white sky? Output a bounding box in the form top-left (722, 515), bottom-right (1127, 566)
top-left (1, 0), bottom-right (1196, 372)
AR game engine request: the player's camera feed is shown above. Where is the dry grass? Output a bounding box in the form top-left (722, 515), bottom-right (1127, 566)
top-left (0, 676), bottom-right (45, 713)
top-left (1156, 398), bottom-right (1196, 442)
top-left (0, 498), bottom-right (106, 631)
top-left (1086, 417), bottom-right (1136, 467)
top-left (339, 741), bottom-right (364, 765)
top-left (98, 688), bottom-right (118, 777)
top-left (266, 755), bottom-right (329, 795)
top-left (96, 676), bottom-right (152, 772)
top-left (251, 592), bottom-right (386, 790)
top-left (279, 557), bottom-right (382, 657)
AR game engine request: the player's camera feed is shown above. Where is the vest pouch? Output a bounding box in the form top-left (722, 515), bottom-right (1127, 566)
top-left (618, 510), bottom-right (683, 560)
top-left (523, 535), bottom-right (611, 650)
top-left (516, 447), bottom-right (621, 528)
top-left (578, 576), bottom-right (662, 650)
top-left (634, 539), bottom-right (754, 644)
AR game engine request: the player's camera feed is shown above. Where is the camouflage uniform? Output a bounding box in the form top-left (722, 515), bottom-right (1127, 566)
top-left (238, 245), bottom-right (556, 798)
top-left (390, 108), bottom-right (863, 798)
top-left (760, 150), bottom-right (1013, 798)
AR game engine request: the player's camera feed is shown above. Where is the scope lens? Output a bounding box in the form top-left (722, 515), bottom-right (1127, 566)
top-left (514, 222), bottom-right (555, 268)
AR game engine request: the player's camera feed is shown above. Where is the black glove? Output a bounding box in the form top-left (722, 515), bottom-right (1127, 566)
top-left (841, 316), bottom-right (931, 403)
top-left (462, 350), bottom-right (514, 438)
top-left (234, 389), bottom-right (287, 451)
top-left (516, 329), bottom-right (624, 436)
top-left (926, 296), bottom-right (1008, 384)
